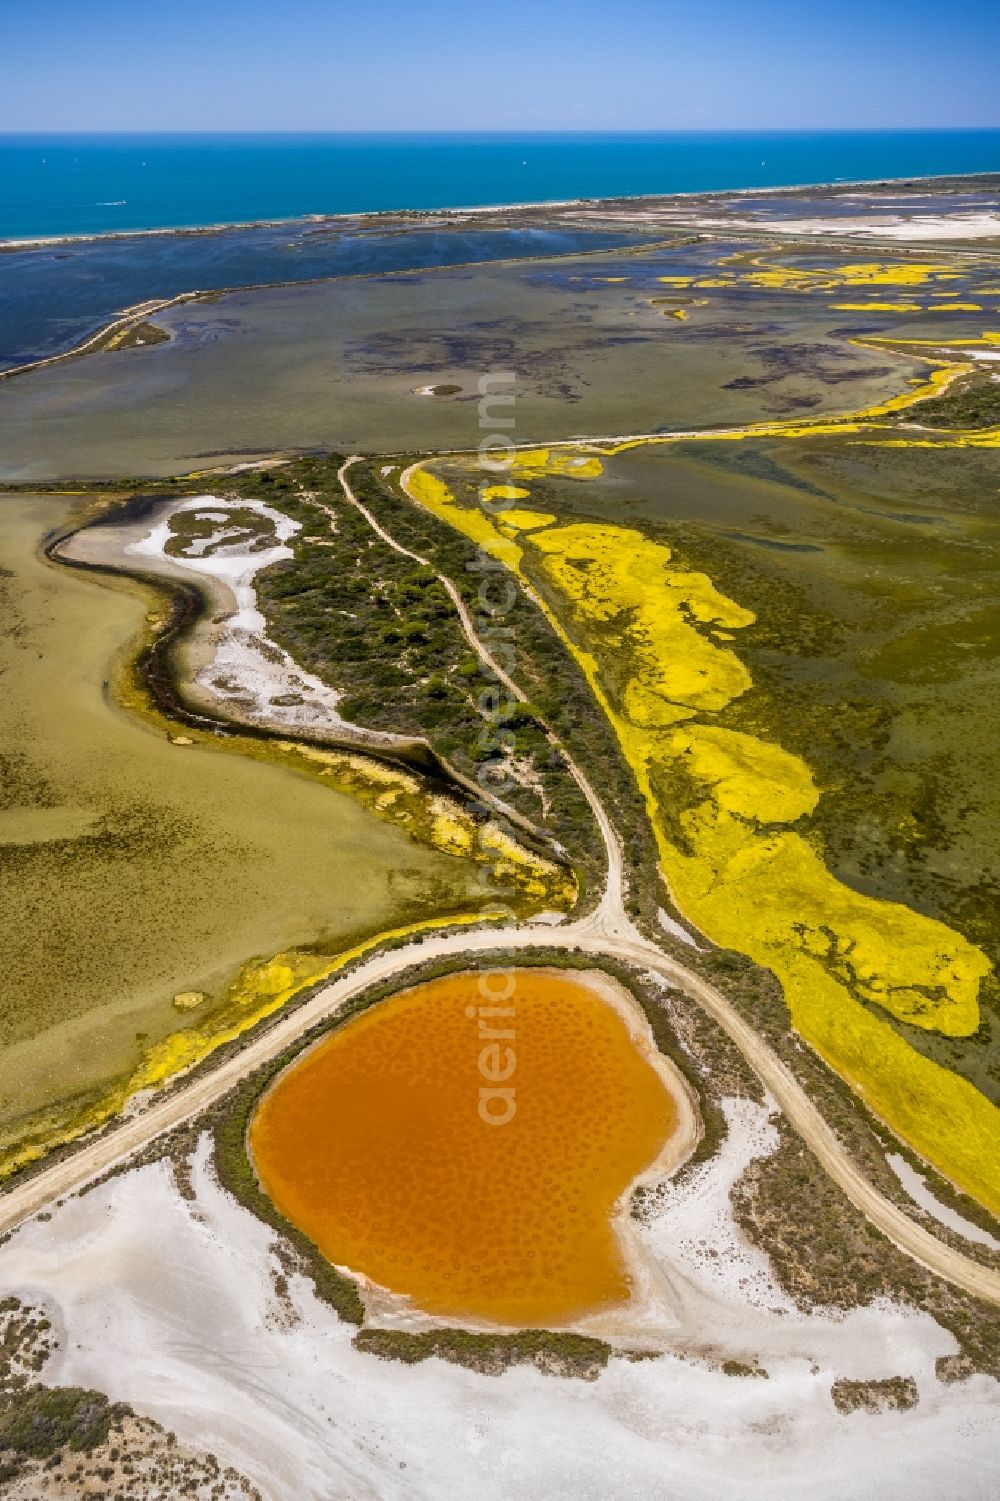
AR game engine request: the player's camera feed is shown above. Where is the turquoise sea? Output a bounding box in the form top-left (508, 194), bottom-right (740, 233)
top-left (2, 130), bottom-right (999, 241)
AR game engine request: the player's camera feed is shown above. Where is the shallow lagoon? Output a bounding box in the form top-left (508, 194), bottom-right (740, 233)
top-left (0, 494), bottom-right (489, 1161)
top-left (0, 222), bottom-right (647, 370)
top-left (0, 239), bottom-right (950, 482)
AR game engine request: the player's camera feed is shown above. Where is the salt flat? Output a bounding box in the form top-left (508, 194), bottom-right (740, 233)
top-left (2, 1119), bottom-right (995, 1501)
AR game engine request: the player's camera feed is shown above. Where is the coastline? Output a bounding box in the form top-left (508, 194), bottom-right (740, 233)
top-left (2, 167), bottom-right (997, 387)
top-left (3, 167), bottom-right (998, 251)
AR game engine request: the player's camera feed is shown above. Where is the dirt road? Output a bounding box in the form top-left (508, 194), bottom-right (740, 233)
top-left (3, 910), bottom-right (1000, 1308)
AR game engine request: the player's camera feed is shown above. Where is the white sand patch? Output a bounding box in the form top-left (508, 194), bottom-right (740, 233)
top-left (224, 460), bottom-right (292, 475)
top-left (126, 496), bottom-right (367, 738)
top-left (692, 211), bottom-right (1000, 241)
top-left (887, 1154), bottom-right (1000, 1251)
top-left (657, 907), bottom-right (701, 948)
top-left (630, 1097), bottom-right (961, 1380)
top-left (845, 213), bottom-right (1000, 241)
top-left (640, 1097), bottom-right (795, 1319)
top-left (907, 348), bottom-right (1000, 366)
top-left (1, 1124), bottom-right (996, 1501)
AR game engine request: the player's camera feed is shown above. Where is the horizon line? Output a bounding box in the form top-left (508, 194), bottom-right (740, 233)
top-left (2, 125), bottom-right (1000, 138)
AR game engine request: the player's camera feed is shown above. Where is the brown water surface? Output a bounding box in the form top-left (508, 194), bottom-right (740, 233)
top-left (250, 968), bottom-right (681, 1325)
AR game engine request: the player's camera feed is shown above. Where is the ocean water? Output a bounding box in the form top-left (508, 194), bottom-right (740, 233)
top-left (2, 130), bottom-right (999, 242)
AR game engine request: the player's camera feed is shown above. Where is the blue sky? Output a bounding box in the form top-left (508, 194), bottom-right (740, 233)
top-left (2, 0), bottom-right (999, 132)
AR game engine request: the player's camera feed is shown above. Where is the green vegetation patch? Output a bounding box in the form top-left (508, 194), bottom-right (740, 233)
top-left (830, 1375), bottom-right (919, 1414)
top-left (0, 1385), bottom-right (129, 1462)
top-left (890, 370), bottom-right (1000, 431)
top-left (106, 320), bottom-right (170, 352)
top-left (342, 458), bottom-right (660, 919)
top-left (239, 458), bottom-right (609, 899)
top-left (163, 503), bottom-right (277, 558)
top-left (352, 1327), bottom-right (612, 1379)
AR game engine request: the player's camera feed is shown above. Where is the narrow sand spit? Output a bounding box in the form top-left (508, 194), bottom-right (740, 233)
top-left (1, 1124), bottom-right (996, 1501)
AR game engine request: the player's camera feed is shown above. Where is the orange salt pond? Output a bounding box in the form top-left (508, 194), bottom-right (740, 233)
top-left (249, 968), bottom-right (691, 1326)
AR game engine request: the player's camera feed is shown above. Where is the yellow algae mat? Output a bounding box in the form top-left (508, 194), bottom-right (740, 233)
top-left (405, 453), bottom-right (1000, 1216)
